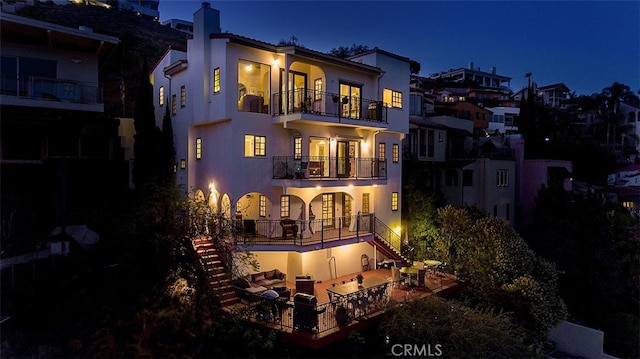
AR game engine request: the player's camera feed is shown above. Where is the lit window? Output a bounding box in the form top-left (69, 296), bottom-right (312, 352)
top-left (173, 163), bottom-right (177, 173)
top-left (391, 192), bottom-right (398, 211)
top-left (362, 193), bottom-right (370, 214)
top-left (378, 143), bottom-right (386, 161)
top-left (159, 86), bottom-right (165, 106)
top-left (259, 195), bottom-right (266, 217)
top-left (180, 159), bottom-right (186, 169)
top-left (213, 68), bottom-right (220, 93)
top-left (392, 144), bottom-right (399, 163)
top-left (180, 85), bottom-right (186, 107)
top-left (280, 195), bottom-right (290, 218)
top-left (294, 137), bottom-right (302, 160)
top-left (238, 59), bottom-right (270, 113)
top-left (244, 135), bottom-right (266, 157)
top-left (196, 138), bottom-right (202, 160)
top-left (171, 94), bottom-right (177, 115)
top-left (496, 169), bottom-right (509, 187)
top-left (383, 88), bottom-right (403, 108)
top-left (314, 78), bottom-right (322, 101)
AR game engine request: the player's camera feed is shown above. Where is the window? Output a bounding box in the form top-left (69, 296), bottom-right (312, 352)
top-left (280, 195), bottom-right (290, 218)
top-left (180, 159), bottom-right (186, 169)
top-left (362, 193), bottom-right (370, 214)
top-left (428, 130), bottom-right (434, 157)
top-left (340, 82), bottom-right (361, 119)
top-left (322, 194), bottom-right (335, 227)
top-left (171, 94), bottom-right (177, 115)
top-left (238, 59), bottom-right (270, 113)
top-left (294, 137), bottom-right (302, 160)
top-left (463, 170), bottom-right (473, 186)
top-left (259, 195), bottom-right (266, 217)
top-left (409, 93), bottom-right (423, 116)
top-left (159, 86), bottom-right (165, 106)
top-left (383, 88), bottom-right (403, 108)
top-left (173, 163), bottom-right (177, 173)
top-left (314, 78), bottom-right (322, 101)
top-left (180, 85), bottom-right (186, 107)
top-left (392, 144), bottom-right (399, 163)
top-left (493, 205), bottom-right (498, 216)
top-left (496, 169), bottom-right (509, 187)
top-left (378, 143), bottom-right (386, 161)
top-left (195, 138), bottom-right (202, 160)
top-left (213, 67), bottom-right (220, 93)
top-left (244, 135), bottom-right (266, 157)
top-left (391, 192), bottom-right (398, 211)
top-left (445, 169), bottom-right (458, 186)
top-left (438, 132), bottom-right (443, 142)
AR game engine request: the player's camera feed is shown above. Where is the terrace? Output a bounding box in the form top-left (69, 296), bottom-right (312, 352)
top-left (224, 267), bottom-right (468, 348)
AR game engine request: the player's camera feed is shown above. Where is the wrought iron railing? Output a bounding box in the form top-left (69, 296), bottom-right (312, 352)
top-left (1, 75), bottom-right (103, 104)
top-left (234, 213), bottom-right (375, 247)
top-left (273, 89), bottom-right (387, 123)
top-left (272, 156), bottom-right (386, 180)
top-left (374, 217), bottom-right (409, 262)
top-left (238, 279), bottom-right (399, 334)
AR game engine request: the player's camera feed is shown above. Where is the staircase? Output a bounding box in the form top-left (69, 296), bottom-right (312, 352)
top-left (369, 217), bottom-right (410, 265)
top-left (192, 236), bottom-right (239, 306)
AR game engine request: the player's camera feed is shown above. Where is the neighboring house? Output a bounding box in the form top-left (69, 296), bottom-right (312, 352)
top-left (428, 62), bottom-right (512, 91)
top-left (486, 106), bottom-right (520, 135)
top-left (403, 93), bottom-right (516, 225)
top-left (161, 18), bottom-right (193, 34)
top-left (536, 83), bottom-right (572, 109)
top-left (608, 164), bottom-right (640, 216)
top-left (150, 3), bottom-right (410, 282)
top-left (434, 101), bottom-right (491, 136)
top-left (0, 13), bottom-right (123, 241)
top-left (509, 136), bottom-right (573, 223)
top-left (620, 100), bottom-right (640, 156)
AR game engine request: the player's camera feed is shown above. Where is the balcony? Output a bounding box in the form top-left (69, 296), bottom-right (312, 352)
top-left (234, 214), bottom-right (375, 251)
top-left (273, 89), bottom-right (387, 126)
top-left (1, 75), bottom-right (103, 111)
top-left (272, 156), bottom-right (386, 180)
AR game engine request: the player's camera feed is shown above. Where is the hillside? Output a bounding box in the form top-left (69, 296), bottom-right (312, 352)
top-left (15, 2), bottom-right (188, 118)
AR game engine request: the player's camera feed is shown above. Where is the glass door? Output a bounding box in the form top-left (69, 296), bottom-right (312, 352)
top-left (337, 141), bottom-right (349, 177)
top-left (322, 193), bottom-right (334, 228)
top-left (340, 83), bottom-right (361, 119)
top-left (289, 71), bottom-right (307, 112)
top-left (343, 195), bottom-right (352, 228)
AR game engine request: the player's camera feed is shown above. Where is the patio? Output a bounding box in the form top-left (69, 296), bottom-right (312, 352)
top-left (223, 267), bottom-right (468, 348)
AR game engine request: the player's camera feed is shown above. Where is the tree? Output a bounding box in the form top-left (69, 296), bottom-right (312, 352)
top-left (428, 206), bottom-right (567, 345)
top-left (159, 102), bottom-right (176, 184)
top-left (379, 296), bottom-right (528, 358)
top-left (328, 43), bottom-right (370, 58)
top-left (600, 82), bottom-right (637, 150)
top-left (132, 58), bottom-right (161, 190)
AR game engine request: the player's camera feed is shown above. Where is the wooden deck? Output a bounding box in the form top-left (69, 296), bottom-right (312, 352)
top-left (224, 268), bottom-right (469, 349)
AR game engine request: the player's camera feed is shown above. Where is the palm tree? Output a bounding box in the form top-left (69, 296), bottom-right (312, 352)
top-left (600, 82), bottom-right (636, 150)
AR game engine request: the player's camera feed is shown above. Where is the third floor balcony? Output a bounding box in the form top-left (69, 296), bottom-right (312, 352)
top-left (272, 155), bottom-right (387, 181)
top-left (272, 89), bottom-right (388, 129)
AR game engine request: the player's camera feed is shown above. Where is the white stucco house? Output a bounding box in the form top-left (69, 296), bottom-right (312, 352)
top-left (150, 2), bottom-right (411, 282)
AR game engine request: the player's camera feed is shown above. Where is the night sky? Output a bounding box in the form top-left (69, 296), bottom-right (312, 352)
top-left (158, 0), bottom-right (640, 96)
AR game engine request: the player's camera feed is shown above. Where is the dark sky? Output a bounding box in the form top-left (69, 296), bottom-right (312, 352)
top-left (159, 0), bottom-right (640, 96)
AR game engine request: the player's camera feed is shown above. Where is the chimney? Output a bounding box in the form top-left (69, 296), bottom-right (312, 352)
top-left (194, 1), bottom-right (221, 40)
top-left (469, 62), bottom-right (474, 70)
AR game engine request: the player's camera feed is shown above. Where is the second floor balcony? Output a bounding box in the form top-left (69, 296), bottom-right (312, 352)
top-left (273, 89), bottom-right (388, 127)
top-left (1, 75), bottom-right (103, 111)
top-left (273, 156), bottom-right (387, 180)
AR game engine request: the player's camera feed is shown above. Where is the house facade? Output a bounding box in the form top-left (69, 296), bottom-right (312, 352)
top-left (0, 13), bottom-right (122, 241)
top-left (150, 3), bottom-right (410, 281)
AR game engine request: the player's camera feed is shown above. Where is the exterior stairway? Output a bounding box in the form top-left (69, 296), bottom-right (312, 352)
top-left (192, 236), bottom-right (239, 306)
top-left (369, 217), bottom-right (410, 266)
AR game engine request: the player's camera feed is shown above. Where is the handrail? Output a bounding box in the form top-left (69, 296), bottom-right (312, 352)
top-left (272, 155), bottom-right (387, 180)
top-left (272, 88), bottom-right (387, 123)
top-left (373, 217), bottom-right (409, 262)
top-left (1, 75), bottom-right (103, 104)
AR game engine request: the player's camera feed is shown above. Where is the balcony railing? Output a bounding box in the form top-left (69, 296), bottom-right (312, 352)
top-left (273, 89), bottom-right (387, 123)
top-left (272, 156), bottom-right (387, 180)
top-left (0, 75), bottom-right (103, 104)
top-left (234, 214), bottom-right (375, 247)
